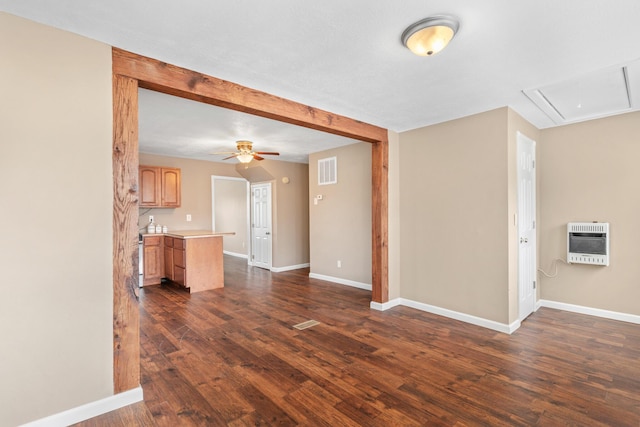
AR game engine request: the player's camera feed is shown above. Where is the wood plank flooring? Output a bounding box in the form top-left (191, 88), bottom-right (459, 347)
top-left (75, 255), bottom-right (640, 426)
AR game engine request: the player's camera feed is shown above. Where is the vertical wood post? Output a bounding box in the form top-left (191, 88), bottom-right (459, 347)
top-left (371, 137), bottom-right (389, 303)
top-left (112, 74), bottom-right (140, 392)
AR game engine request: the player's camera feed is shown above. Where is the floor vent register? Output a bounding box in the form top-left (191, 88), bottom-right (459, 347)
top-left (293, 320), bottom-right (320, 330)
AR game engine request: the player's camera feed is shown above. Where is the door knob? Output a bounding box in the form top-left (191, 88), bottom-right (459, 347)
top-left (520, 237), bottom-right (528, 243)
top-left (266, 232), bottom-right (271, 235)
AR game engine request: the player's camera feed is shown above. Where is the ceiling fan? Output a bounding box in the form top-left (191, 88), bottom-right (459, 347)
top-left (213, 140), bottom-right (280, 164)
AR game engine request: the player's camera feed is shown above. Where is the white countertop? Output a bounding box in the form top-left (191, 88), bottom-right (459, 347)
top-left (142, 230), bottom-right (235, 239)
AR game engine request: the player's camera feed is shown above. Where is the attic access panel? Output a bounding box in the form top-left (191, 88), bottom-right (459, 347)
top-left (524, 60), bottom-right (640, 125)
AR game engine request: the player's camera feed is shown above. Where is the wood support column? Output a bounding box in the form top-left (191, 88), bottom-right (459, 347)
top-left (371, 137), bottom-right (389, 303)
top-left (112, 74), bottom-right (140, 393)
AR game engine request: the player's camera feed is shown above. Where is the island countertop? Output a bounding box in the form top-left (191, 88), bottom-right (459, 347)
top-left (142, 230), bottom-right (235, 239)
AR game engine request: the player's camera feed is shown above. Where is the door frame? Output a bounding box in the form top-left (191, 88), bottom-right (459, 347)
top-left (249, 182), bottom-right (273, 269)
top-left (112, 48), bottom-right (389, 393)
top-left (211, 175), bottom-right (250, 259)
top-left (517, 131), bottom-right (537, 321)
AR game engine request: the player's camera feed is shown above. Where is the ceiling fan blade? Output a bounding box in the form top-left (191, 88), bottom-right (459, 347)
top-left (222, 154), bottom-right (239, 160)
top-left (253, 154), bottom-right (265, 161)
top-left (255, 151), bottom-right (280, 156)
top-left (211, 151), bottom-right (237, 155)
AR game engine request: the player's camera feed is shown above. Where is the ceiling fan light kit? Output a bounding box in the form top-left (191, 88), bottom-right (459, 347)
top-left (214, 140), bottom-right (280, 163)
top-left (402, 15), bottom-right (459, 56)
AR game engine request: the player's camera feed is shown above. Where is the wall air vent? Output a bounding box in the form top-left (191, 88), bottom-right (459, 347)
top-left (318, 156), bottom-right (337, 185)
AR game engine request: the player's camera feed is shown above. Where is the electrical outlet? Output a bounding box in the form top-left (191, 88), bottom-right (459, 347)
top-left (149, 215), bottom-right (154, 223)
top-left (337, 260), bottom-right (342, 268)
top-left (186, 214), bottom-right (192, 222)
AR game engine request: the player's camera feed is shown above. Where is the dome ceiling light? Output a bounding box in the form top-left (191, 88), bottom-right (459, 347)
top-left (402, 15), bottom-right (460, 56)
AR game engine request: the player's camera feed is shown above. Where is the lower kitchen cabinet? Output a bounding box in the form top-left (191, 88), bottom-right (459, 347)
top-left (163, 237), bottom-right (174, 281)
top-left (142, 235), bottom-right (164, 286)
top-left (142, 233), bottom-right (224, 292)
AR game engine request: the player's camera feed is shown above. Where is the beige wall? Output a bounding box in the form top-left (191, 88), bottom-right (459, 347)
top-left (399, 108), bottom-right (510, 323)
top-left (538, 111), bottom-right (640, 315)
top-left (0, 13), bottom-right (113, 425)
top-left (138, 153), bottom-right (241, 232)
top-left (242, 160), bottom-right (310, 268)
top-left (214, 178), bottom-right (249, 256)
top-left (309, 143), bottom-right (372, 284)
top-left (271, 162), bottom-right (310, 268)
top-left (388, 130), bottom-right (402, 300)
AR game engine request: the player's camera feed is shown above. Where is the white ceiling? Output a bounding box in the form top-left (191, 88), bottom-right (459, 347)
top-left (2, 1), bottom-right (640, 163)
top-left (138, 89), bottom-right (362, 163)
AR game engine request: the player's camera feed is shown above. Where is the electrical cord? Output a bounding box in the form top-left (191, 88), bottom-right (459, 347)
top-left (537, 258), bottom-right (568, 278)
top-left (138, 208), bottom-right (154, 232)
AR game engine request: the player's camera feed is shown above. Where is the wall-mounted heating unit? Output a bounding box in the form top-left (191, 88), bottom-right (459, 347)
top-left (567, 222), bottom-right (609, 266)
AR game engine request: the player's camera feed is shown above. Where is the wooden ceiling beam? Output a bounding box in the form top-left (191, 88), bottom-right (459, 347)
top-left (112, 48), bottom-right (387, 144)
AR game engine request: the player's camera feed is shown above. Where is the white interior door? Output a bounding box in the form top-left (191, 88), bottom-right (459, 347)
top-left (251, 182), bottom-right (272, 269)
top-left (517, 132), bottom-right (537, 320)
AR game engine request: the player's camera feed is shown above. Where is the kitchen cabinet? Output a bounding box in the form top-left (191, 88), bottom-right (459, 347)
top-left (172, 237), bottom-right (186, 287)
top-left (142, 231), bottom-right (229, 292)
top-left (163, 237), bottom-right (174, 281)
top-left (139, 165), bottom-right (181, 208)
top-left (163, 236), bottom-right (186, 286)
top-left (142, 235), bottom-right (164, 286)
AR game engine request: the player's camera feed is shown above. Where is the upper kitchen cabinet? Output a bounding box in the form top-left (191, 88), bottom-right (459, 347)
top-left (139, 165), bottom-right (181, 208)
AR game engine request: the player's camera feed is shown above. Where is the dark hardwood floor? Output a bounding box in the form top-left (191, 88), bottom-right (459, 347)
top-left (75, 255), bottom-right (640, 426)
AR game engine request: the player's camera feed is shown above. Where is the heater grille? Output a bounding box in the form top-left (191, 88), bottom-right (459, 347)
top-left (568, 223), bottom-right (608, 233)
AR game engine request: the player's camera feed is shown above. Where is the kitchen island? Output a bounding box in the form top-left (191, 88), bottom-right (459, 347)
top-left (142, 230), bottom-right (234, 293)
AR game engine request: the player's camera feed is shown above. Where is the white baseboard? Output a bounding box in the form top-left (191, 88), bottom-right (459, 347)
top-left (308, 272), bottom-right (372, 291)
top-left (271, 263), bottom-right (310, 273)
top-left (21, 386), bottom-right (143, 427)
top-left (371, 297), bottom-right (640, 335)
top-left (223, 250), bottom-right (248, 259)
top-left (370, 298), bottom-right (403, 311)
top-left (370, 297), bottom-right (517, 334)
top-left (539, 299), bottom-right (640, 324)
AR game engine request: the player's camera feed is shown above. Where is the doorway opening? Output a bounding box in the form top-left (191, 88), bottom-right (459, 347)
top-left (112, 47), bottom-right (388, 393)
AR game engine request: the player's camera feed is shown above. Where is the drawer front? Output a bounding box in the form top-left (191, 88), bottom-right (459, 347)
top-left (173, 266), bottom-right (186, 286)
top-left (163, 246), bottom-right (174, 279)
top-left (172, 238), bottom-right (186, 250)
top-left (144, 236), bottom-right (162, 246)
top-left (173, 248), bottom-right (186, 268)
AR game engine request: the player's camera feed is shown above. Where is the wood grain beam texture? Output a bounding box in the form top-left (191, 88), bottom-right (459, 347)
top-left (111, 47), bottom-right (390, 392)
top-left (112, 48), bottom-right (388, 144)
top-left (112, 74), bottom-right (140, 392)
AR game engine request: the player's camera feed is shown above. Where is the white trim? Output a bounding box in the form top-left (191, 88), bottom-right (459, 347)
top-left (223, 250), bottom-right (248, 259)
top-left (539, 299), bottom-right (640, 324)
top-left (370, 298), bottom-right (518, 334)
top-left (271, 263), bottom-right (310, 273)
top-left (400, 298), bottom-right (517, 334)
top-left (370, 298), bottom-right (402, 311)
top-left (21, 386), bottom-right (143, 427)
top-left (308, 272), bottom-right (372, 291)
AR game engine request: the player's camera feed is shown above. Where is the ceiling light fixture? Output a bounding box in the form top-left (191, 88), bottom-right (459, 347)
top-left (237, 153), bottom-right (254, 163)
top-left (402, 15), bottom-right (459, 56)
